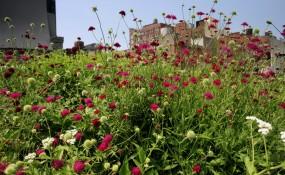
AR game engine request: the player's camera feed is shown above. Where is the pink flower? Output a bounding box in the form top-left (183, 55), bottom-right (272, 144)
top-left (73, 114), bottom-right (83, 121)
top-left (35, 149), bottom-right (45, 155)
top-left (131, 167), bottom-right (141, 175)
top-left (52, 160), bottom-right (64, 170)
top-left (150, 103), bottom-right (159, 111)
top-left (84, 98), bottom-right (93, 104)
top-left (192, 164), bottom-right (201, 174)
top-left (9, 92), bottom-right (22, 99)
top-left (102, 134), bottom-right (113, 144)
top-left (73, 160), bottom-right (85, 174)
top-left (77, 104), bottom-right (85, 111)
top-left (60, 109), bottom-right (71, 117)
top-left (204, 92), bottom-right (214, 100)
top-left (46, 96), bottom-right (56, 103)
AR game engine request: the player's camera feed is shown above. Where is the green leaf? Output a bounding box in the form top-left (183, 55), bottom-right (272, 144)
top-left (163, 164), bottom-right (178, 170)
top-left (119, 159), bottom-right (131, 175)
top-left (244, 156), bottom-right (257, 175)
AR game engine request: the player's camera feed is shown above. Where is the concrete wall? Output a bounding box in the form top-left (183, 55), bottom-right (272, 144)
top-left (0, 0), bottom-right (54, 48)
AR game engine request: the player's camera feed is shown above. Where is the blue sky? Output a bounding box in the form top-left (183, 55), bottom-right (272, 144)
top-left (56, 0), bottom-right (284, 49)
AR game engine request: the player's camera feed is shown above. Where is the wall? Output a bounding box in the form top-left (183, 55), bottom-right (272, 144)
top-left (0, 0), bottom-right (53, 48)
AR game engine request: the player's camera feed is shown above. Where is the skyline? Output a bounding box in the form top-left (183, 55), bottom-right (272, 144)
top-left (56, 0), bottom-right (284, 49)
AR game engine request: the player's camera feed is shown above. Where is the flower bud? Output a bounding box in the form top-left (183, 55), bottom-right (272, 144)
top-left (134, 126), bottom-right (140, 133)
top-left (186, 130), bottom-right (196, 139)
top-left (111, 164), bottom-right (119, 172)
top-left (23, 105), bottom-right (32, 112)
top-left (4, 164), bottom-right (17, 175)
top-left (104, 162), bottom-right (111, 170)
top-left (26, 77), bottom-right (36, 85)
top-left (83, 139), bottom-right (96, 150)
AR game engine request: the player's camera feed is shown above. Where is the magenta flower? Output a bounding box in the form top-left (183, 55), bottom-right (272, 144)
top-left (84, 98), bottom-right (93, 104)
top-left (86, 64), bottom-right (94, 70)
top-left (73, 113), bottom-right (83, 121)
top-left (131, 167), bottom-right (141, 175)
top-left (73, 160), bottom-right (85, 174)
top-left (150, 103), bottom-right (159, 111)
top-left (204, 92), bottom-right (214, 100)
top-left (102, 134), bottom-right (113, 144)
top-left (192, 164), bottom-right (201, 174)
top-left (52, 160), bottom-right (64, 170)
top-left (97, 142), bottom-right (108, 151)
top-left (91, 118), bottom-right (101, 128)
top-left (9, 92), bottom-right (22, 99)
top-left (60, 109), bottom-right (71, 117)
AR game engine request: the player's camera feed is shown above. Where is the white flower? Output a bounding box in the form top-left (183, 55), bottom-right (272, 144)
top-left (66, 138), bottom-right (76, 145)
top-left (246, 116), bottom-right (258, 121)
top-left (258, 128), bottom-right (270, 135)
top-left (24, 152), bottom-right (36, 163)
top-left (42, 137), bottom-right (55, 149)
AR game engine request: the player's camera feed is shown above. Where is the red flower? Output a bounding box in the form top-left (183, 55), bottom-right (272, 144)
top-left (190, 77), bottom-right (198, 84)
top-left (75, 132), bottom-right (83, 141)
top-left (279, 102), bottom-right (285, 110)
top-left (60, 109), bottom-right (71, 117)
top-left (150, 103), bottom-right (159, 111)
top-left (204, 92), bottom-right (214, 100)
top-left (192, 164), bottom-right (201, 174)
top-left (88, 26), bottom-right (95, 31)
top-left (98, 142), bottom-right (109, 151)
top-left (73, 160), bottom-right (85, 174)
top-left (73, 114), bottom-right (83, 121)
top-left (52, 160), bottom-right (64, 170)
top-left (52, 137), bottom-right (59, 147)
top-left (213, 79), bottom-right (222, 87)
top-left (131, 167), bottom-right (141, 175)
top-left (119, 10), bottom-right (126, 17)
top-left (91, 118), bottom-right (101, 127)
top-left (15, 169), bottom-right (25, 175)
top-left (108, 101), bottom-right (117, 110)
top-left (0, 162), bottom-right (8, 174)
top-left (114, 42), bottom-right (121, 48)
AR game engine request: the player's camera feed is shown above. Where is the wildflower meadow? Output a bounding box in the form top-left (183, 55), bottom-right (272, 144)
top-left (1, 1), bottom-right (285, 175)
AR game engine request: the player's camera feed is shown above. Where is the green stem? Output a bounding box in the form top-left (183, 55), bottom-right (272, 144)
top-left (250, 122), bottom-right (255, 163)
top-left (263, 135), bottom-right (269, 167)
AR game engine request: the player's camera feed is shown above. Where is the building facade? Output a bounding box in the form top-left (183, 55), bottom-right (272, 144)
top-left (0, 0), bottom-right (63, 49)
